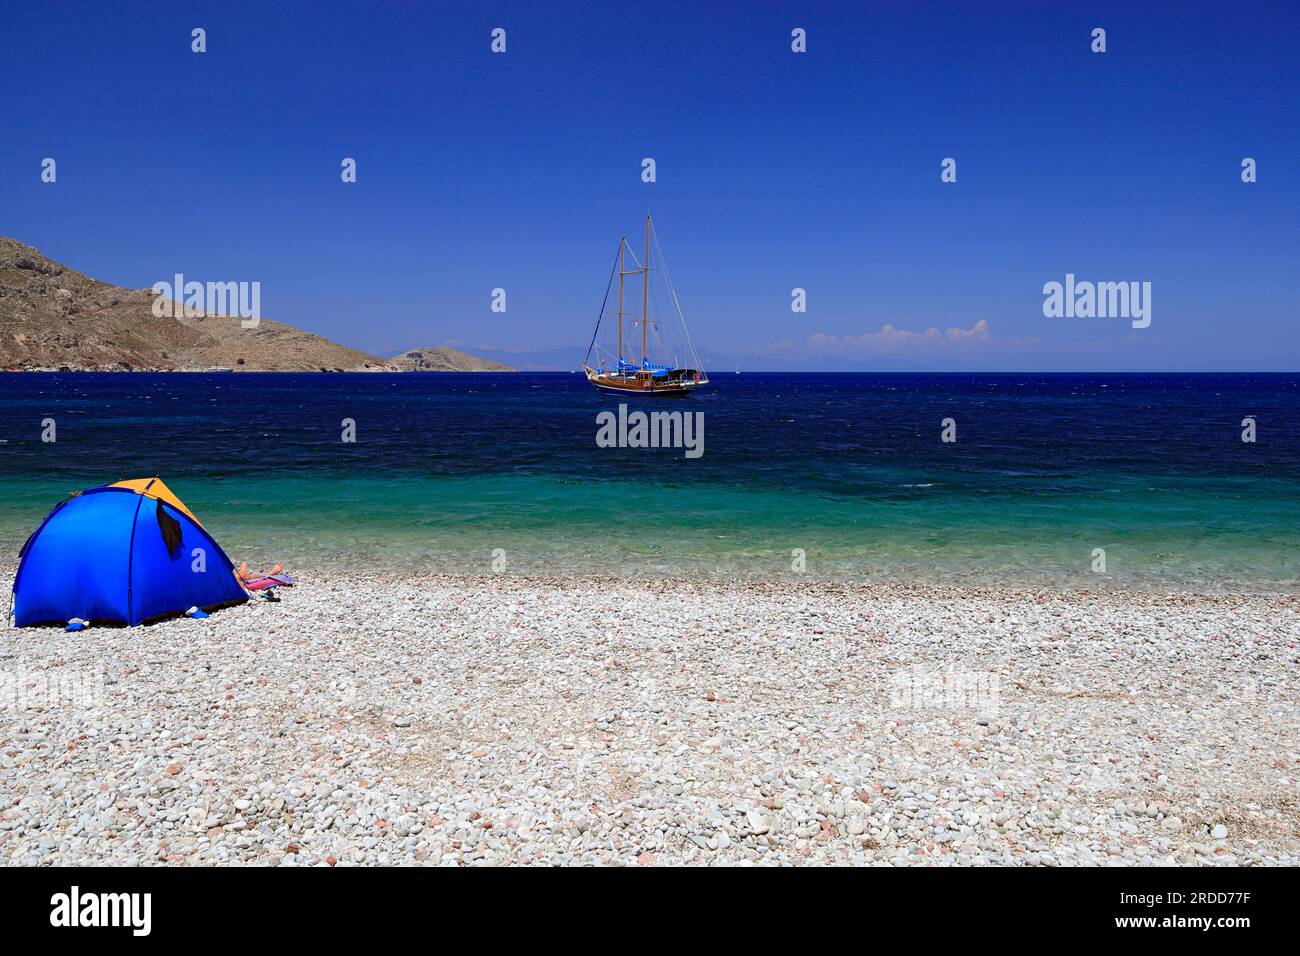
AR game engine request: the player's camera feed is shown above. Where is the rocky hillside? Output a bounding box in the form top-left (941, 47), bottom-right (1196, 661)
top-left (389, 347), bottom-right (514, 371)
top-left (0, 237), bottom-right (396, 371)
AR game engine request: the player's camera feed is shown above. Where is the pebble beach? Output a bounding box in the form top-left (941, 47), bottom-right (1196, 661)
top-left (2, 568), bottom-right (1297, 866)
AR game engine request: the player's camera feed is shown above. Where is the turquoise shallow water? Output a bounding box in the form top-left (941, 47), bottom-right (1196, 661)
top-left (1, 372), bottom-right (1297, 591)
top-left (2, 470), bottom-right (1295, 590)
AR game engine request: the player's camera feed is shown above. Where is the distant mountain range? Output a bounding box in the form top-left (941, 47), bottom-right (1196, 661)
top-left (466, 345), bottom-right (997, 374)
top-left (468, 346), bottom-right (589, 371)
top-left (468, 345), bottom-right (742, 372)
top-left (470, 345), bottom-right (759, 373)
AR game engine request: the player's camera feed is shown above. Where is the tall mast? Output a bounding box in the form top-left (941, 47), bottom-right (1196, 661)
top-left (642, 215), bottom-right (650, 365)
top-left (617, 238), bottom-right (625, 364)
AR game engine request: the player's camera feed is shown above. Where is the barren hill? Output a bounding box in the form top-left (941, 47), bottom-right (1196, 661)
top-left (389, 347), bottom-right (514, 372)
top-left (0, 237), bottom-right (396, 371)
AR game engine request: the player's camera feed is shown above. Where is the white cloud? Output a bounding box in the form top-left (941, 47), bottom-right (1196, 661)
top-left (809, 319), bottom-right (987, 353)
top-left (787, 320), bottom-right (1037, 357)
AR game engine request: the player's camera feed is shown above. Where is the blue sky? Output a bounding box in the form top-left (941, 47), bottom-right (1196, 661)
top-left (3, 0), bottom-right (1297, 370)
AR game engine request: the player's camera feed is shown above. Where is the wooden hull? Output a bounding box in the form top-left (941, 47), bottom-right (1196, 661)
top-left (584, 367), bottom-right (707, 397)
top-left (591, 380), bottom-right (700, 397)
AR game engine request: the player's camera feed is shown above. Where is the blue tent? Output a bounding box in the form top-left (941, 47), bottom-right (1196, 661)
top-left (12, 479), bottom-right (248, 627)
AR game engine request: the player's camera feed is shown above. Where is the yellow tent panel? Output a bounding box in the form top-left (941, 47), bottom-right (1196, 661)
top-left (110, 477), bottom-right (204, 528)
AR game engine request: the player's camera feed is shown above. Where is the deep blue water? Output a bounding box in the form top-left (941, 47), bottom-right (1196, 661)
top-left (1, 372), bottom-right (1297, 589)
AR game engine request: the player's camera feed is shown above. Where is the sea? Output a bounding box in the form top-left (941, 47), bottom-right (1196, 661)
top-left (1, 372), bottom-right (1296, 592)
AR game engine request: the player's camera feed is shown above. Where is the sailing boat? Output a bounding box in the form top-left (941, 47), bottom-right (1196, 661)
top-left (583, 215), bottom-right (708, 396)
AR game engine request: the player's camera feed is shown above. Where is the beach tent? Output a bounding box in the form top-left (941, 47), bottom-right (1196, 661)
top-left (11, 477), bottom-right (247, 627)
